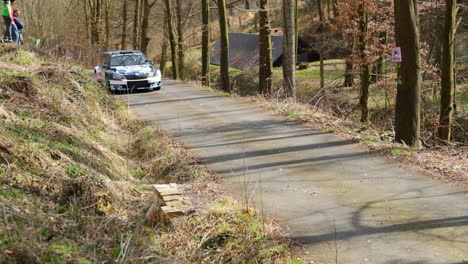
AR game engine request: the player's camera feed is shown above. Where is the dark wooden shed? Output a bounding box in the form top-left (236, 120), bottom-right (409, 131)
top-left (209, 32), bottom-right (319, 69)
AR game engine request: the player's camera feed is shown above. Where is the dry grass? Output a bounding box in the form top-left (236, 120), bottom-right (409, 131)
top-left (158, 199), bottom-right (290, 264)
top-left (0, 49), bottom-right (291, 263)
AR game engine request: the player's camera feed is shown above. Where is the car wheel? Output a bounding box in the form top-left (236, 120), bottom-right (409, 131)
top-left (104, 76), bottom-right (113, 94)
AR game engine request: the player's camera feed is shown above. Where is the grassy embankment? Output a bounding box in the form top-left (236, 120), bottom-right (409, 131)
top-left (0, 46), bottom-right (291, 263)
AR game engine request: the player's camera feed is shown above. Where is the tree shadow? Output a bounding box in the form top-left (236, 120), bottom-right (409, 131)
top-left (295, 200), bottom-right (468, 246)
top-left (200, 139), bottom-right (356, 165)
top-left (129, 95), bottom-right (224, 106)
top-left (214, 151), bottom-right (372, 175)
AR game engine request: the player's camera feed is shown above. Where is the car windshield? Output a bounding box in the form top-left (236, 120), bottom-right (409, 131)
top-left (110, 54), bottom-right (147, 66)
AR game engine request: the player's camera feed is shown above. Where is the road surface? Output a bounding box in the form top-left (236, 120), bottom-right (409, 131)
top-left (126, 80), bottom-right (468, 264)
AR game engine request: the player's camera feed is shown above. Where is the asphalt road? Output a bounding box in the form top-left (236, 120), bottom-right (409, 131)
top-left (126, 80), bottom-right (468, 264)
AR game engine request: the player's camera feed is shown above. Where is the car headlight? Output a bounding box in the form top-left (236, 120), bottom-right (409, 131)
top-left (112, 73), bottom-right (124, 80)
top-left (149, 68), bottom-right (161, 78)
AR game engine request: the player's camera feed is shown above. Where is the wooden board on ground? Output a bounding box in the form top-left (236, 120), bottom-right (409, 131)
top-left (146, 183), bottom-right (193, 225)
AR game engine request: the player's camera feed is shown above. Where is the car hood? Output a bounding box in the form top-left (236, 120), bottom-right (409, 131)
top-left (114, 65), bottom-right (154, 75)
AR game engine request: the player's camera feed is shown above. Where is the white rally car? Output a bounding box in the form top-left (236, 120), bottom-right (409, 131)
top-left (94, 50), bottom-right (162, 93)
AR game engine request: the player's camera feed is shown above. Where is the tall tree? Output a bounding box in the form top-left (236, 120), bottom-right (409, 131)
top-left (175, 0), bottom-right (185, 80)
top-left (201, 0), bottom-right (211, 87)
top-left (358, 2), bottom-right (370, 123)
top-left (218, 0), bottom-right (230, 92)
top-left (133, 0), bottom-right (142, 49)
top-left (140, 0), bottom-right (156, 53)
top-left (120, 0), bottom-right (128, 49)
top-left (332, 0), bottom-right (339, 18)
top-left (437, 0), bottom-right (457, 141)
top-left (344, 57), bottom-right (355, 87)
top-left (371, 32), bottom-right (387, 83)
top-left (87, 0), bottom-right (103, 45)
top-left (317, 0), bottom-right (324, 22)
top-left (160, 15), bottom-right (169, 77)
top-left (394, 0), bottom-right (421, 148)
top-left (104, 0), bottom-right (111, 49)
top-left (282, 0), bottom-right (296, 98)
top-left (259, 0), bottom-right (273, 95)
top-left (295, 0), bottom-right (299, 58)
top-left (319, 50), bottom-right (325, 89)
top-left (244, 0), bottom-right (251, 9)
top-left (164, 0), bottom-right (178, 79)
top-left (336, 0), bottom-right (392, 114)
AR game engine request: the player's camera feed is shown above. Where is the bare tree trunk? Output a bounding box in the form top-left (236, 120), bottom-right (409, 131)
top-left (295, 0), bottom-right (299, 58)
top-left (104, 0), bottom-right (110, 50)
top-left (164, 0), bottom-right (178, 79)
top-left (84, 0), bottom-right (92, 44)
top-left (316, 0), bottom-right (324, 22)
top-left (358, 2), bottom-right (370, 123)
top-left (432, 2), bottom-right (443, 70)
top-left (319, 51), bottom-right (325, 89)
top-left (371, 32), bottom-right (387, 83)
top-left (332, 0), bottom-right (339, 18)
top-left (90, 0), bottom-right (97, 44)
top-left (140, 0), bottom-right (154, 53)
top-left (160, 15), bottom-right (169, 77)
top-left (175, 0), bottom-right (185, 80)
top-left (121, 0), bottom-right (128, 49)
top-left (133, 0), bottom-right (142, 49)
top-left (160, 42), bottom-right (168, 77)
top-left (259, 0), bottom-right (273, 95)
top-left (282, 0), bottom-right (296, 98)
top-left (218, 0), bottom-right (230, 92)
top-left (244, 0), bottom-right (251, 9)
top-left (344, 57), bottom-right (354, 87)
top-left (138, 0), bottom-right (145, 47)
top-left (89, 0), bottom-right (102, 45)
top-left (394, 0), bottom-right (421, 148)
top-left (201, 0), bottom-right (211, 86)
top-left (438, 0), bottom-right (457, 140)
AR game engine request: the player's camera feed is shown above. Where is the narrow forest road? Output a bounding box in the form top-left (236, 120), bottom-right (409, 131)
top-left (126, 81), bottom-right (468, 264)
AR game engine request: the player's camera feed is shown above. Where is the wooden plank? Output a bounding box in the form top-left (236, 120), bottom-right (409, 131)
top-left (165, 201), bottom-right (183, 207)
top-left (153, 183), bottom-right (178, 189)
top-left (162, 195), bottom-right (182, 202)
top-left (148, 183), bottom-right (192, 221)
top-left (158, 189), bottom-right (182, 196)
top-left (161, 206), bottom-right (185, 217)
top-left (154, 187), bottom-right (179, 192)
top-left (153, 187), bottom-right (180, 195)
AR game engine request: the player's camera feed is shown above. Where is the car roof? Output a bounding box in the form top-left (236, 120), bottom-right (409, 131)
top-left (103, 50), bottom-right (144, 56)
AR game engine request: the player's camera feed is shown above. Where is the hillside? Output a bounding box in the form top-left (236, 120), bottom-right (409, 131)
top-left (0, 47), bottom-right (289, 263)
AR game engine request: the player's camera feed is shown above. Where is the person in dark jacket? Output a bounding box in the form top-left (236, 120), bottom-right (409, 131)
top-left (12, 9), bottom-right (22, 43)
top-left (13, 9), bottom-right (22, 30)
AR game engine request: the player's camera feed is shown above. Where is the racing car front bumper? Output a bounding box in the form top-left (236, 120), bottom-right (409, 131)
top-left (108, 76), bottom-right (162, 91)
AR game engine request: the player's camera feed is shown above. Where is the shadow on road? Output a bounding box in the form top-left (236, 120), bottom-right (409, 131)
top-left (295, 211), bottom-right (468, 246)
top-left (129, 95), bottom-right (224, 106)
top-left (200, 139), bottom-right (356, 165)
top-left (214, 151), bottom-right (373, 174)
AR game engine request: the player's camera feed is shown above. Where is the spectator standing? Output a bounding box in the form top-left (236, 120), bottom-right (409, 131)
top-left (1, 0), bottom-right (15, 42)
